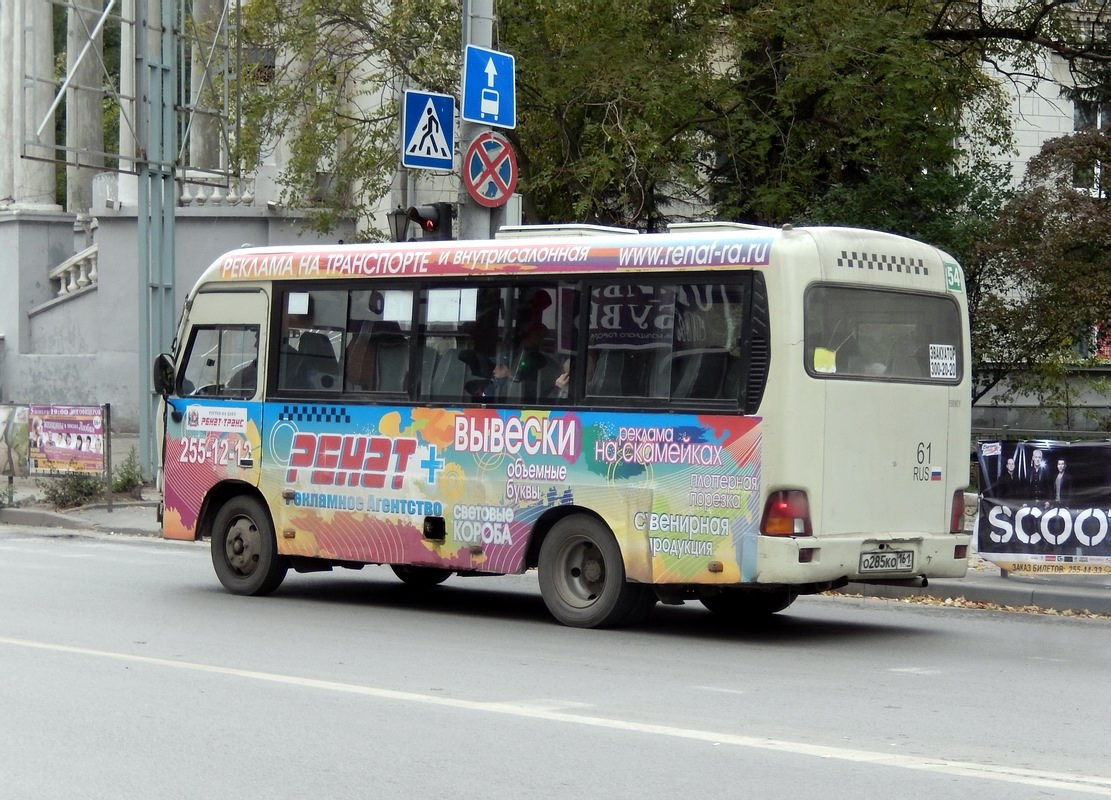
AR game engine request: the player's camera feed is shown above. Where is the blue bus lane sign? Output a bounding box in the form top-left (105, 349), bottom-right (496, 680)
top-left (461, 45), bottom-right (516, 129)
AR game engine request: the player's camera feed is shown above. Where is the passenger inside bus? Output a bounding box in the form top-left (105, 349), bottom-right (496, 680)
top-left (345, 320), bottom-right (409, 392)
top-left (550, 354), bottom-right (595, 402)
top-left (288, 331), bottom-right (340, 391)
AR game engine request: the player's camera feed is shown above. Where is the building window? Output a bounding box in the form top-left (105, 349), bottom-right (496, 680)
top-left (1072, 99), bottom-right (1109, 197)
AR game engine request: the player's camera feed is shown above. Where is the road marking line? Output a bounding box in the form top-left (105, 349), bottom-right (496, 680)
top-left (2, 635), bottom-right (1109, 795)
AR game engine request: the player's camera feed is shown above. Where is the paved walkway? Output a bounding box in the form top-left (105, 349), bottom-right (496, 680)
top-left (3, 478), bottom-right (1110, 616)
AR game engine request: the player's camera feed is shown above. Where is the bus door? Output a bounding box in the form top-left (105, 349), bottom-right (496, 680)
top-left (162, 289), bottom-right (268, 540)
top-left (806, 285), bottom-right (962, 537)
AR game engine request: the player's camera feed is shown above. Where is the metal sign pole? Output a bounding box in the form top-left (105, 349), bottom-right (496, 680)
top-left (135, 0), bottom-right (177, 482)
top-left (458, 0), bottom-right (495, 241)
top-left (104, 403), bottom-right (113, 513)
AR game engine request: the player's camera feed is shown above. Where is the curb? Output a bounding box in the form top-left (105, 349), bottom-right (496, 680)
top-left (839, 579), bottom-right (1111, 616)
top-left (0, 507), bottom-right (87, 530)
top-left (0, 506), bottom-right (160, 538)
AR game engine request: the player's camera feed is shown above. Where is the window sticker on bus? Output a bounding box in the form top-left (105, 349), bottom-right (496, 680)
top-left (185, 405), bottom-right (247, 433)
top-left (428, 288), bottom-right (478, 322)
top-left (287, 292), bottom-right (310, 316)
top-left (382, 290), bottom-right (413, 321)
top-left (928, 343), bottom-right (957, 379)
top-left (812, 347), bottom-right (837, 373)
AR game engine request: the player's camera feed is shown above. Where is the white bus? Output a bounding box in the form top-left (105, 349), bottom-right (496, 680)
top-left (154, 222), bottom-right (972, 627)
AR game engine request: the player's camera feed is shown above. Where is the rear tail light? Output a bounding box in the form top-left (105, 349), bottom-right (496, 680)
top-left (950, 489), bottom-right (966, 534)
top-left (761, 490), bottom-right (812, 536)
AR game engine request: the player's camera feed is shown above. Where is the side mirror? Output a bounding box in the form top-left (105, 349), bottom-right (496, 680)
top-left (153, 353), bottom-right (176, 396)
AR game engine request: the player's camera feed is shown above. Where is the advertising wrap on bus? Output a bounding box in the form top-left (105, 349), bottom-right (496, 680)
top-left (211, 236), bottom-right (776, 282)
top-left (163, 402), bottom-right (762, 584)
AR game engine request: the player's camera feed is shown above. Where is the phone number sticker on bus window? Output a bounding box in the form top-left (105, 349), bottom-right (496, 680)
top-left (928, 344), bottom-right (957, 379)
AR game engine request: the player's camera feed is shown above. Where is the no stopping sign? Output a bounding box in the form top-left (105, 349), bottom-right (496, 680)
top-left (463, 132), bottom-right (518, 208)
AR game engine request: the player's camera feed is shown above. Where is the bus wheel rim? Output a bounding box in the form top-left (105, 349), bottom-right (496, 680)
top-left (225, 516), bottom-right (261, 577)
top-left (554, 536), bottom-right (605, 608)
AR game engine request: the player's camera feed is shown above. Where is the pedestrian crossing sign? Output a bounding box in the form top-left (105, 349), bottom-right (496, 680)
top-left (402, 90), bottom-right (455, 171)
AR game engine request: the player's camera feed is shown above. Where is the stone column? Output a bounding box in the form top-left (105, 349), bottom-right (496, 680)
top-left (67, 0), bottom-right (106, 213)
top-left (188, 0), bottom-right (222, 174)
top-left (12, 0), bottom-right (61, 209)
top-left (118, 0), bottom-right (135, 172)
top-left (0, 0), bottom-right (14, 204)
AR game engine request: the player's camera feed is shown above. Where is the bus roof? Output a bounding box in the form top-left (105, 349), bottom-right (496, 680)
top-left (199, 225), bottom-right (943, 285)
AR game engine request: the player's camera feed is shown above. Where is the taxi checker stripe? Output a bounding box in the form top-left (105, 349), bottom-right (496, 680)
top-left (474, 138), bottom-right (512, 194)
top-left (278, 405), bottom-right (352, 424)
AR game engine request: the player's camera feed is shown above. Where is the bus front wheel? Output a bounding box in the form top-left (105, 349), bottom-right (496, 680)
top-left (700, 588), bottom-right (798, 618)
top-left (211, 496), bottom-right (288, 596)
top-left (391, 564), bottom-right (452, 587)
top-left (538, 515), bottom-right (655, 628)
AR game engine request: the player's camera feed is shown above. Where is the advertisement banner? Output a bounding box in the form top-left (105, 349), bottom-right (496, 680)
top-left (29, 405), bottom-right (107, 476)
top-left (976, 439), bottom-right (1111, 575)
top-left (0, 405), bottom-right (30, 478)
top-left (162, 402), bottom-right (763, 584)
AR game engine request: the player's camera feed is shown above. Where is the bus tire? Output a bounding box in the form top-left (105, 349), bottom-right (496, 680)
top-left (211, 496), bottom-right (288, 596)
top-left (391, 564), bottom-right (452, 587)
top-left (538, 515), bottom-right (655, 628)
top-left (700, 588), bottom-right (797, 618)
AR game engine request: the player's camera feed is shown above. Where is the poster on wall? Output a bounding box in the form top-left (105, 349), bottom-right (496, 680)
top-left (976, 439), bottom-right (1111, 575)
top-left (28, 405), bottom-right (106, 476)
top-left (0, 405), bottom-right (31, 478)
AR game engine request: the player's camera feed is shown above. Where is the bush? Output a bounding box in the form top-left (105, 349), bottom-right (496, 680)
top-left (112, 447), bottom-right (145, 496)
top-left (39, 473), bottom-right (104, 509)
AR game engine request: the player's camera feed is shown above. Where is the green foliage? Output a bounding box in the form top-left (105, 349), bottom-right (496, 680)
top-left (236, 0), bottom-right (461, 237)
top-left (39, 473), bottom-right (104, 509)
top-left (707, 0), bottom-right (1012, 228)
top-left (972, 129), bottom-right (1111, 426)
top-left (501, 0), bottom-right (720, 227)
top-left (112, 447), bottom-right (145, 495)
top-left (237, 0), bottom-right (1026, 233)
top-left (233, 0), bottom-right (1111, 247)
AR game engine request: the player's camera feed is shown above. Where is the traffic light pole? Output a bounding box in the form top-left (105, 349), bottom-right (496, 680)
top-left (458, 0), bottom-right (505, 241)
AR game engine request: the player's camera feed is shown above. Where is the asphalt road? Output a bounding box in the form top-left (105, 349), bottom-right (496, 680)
top-left (1, 525), bottom-right (1109, 799)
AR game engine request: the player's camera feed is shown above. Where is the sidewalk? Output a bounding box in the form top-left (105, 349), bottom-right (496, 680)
top-left (3, 479), bottom-right (1110, 616)
top-left (0, 499), bottom-right (162, 538)
top-left (840, 557), bottom-right (1111, 617)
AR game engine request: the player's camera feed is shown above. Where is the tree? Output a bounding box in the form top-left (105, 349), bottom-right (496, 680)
top-left (704, 0), bottom-right (1013, 247)
top-left (234, 0), bottom-right (1108, 240)
top-left (971, 129), bottom-right (1111, 426)
top-left (499, 0), bottom-right (721, 229)
top-left (236, 0), bottom-right (461, 237)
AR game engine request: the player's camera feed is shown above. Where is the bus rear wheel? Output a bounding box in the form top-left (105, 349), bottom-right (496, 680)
top-left (700, 588), bottom-right (798, 618)
top-left (538, 515), bottom-right (656, 628)
top-left (391, 564), bottom-right (452, 587)
top-left (211, 496), bottom-right (288, 596)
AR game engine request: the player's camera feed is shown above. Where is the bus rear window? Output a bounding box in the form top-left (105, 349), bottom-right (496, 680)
top-left (804, 286), bottom-right (962, 383)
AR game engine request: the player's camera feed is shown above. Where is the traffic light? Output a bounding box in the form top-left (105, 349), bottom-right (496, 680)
top-left (406, 202), bottom-right (453, 241)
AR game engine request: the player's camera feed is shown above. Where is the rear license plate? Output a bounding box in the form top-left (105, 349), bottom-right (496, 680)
top-left (859, 550), bottom-right (914, 572)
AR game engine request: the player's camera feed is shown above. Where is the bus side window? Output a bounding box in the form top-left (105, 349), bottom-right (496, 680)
top-left (588, 350), bottom-right (623, 396)
top-left (179, 326), bottom-right (259, 397)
